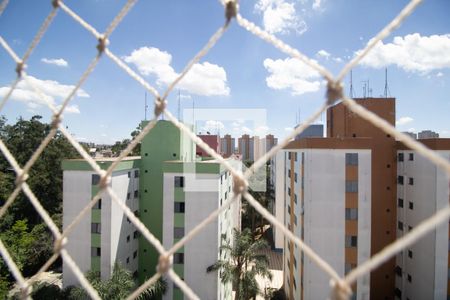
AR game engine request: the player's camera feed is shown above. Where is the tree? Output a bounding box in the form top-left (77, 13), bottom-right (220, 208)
top-left (111, 123), bottom-right (142, 157)
top-left (207, 228), bottom-right (272, 300)
top-left (68, 263), bottom-right (166, 299)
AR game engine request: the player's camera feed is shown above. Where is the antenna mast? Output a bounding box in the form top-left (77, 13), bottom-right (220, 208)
top-left (349, 70), bottom-right (354, 98)
top-left (384, 68), bottom-right (390, 98)
top-left (144, 91), bottom-right (148, 120)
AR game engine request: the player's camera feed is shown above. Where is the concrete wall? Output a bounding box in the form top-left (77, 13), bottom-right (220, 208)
top-left (63, 171), bottom-right (92, 287)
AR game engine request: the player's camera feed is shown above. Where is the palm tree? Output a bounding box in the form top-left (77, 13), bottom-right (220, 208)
top-left (207, 228), bottom-right (272, 300)
top-left (68, 263), bottom-right (166, 299)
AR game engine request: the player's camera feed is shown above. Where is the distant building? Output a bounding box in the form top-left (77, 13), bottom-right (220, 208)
top-left (238, 134), bottom-right (251, 161)
top-left (401, 131), bottom-right (417, 139)
top-left (220, 134), bottom-right (235, 158)
top-left (196, 134), bottom-right (220, 157)
top-left (295, 124), bottom-right (323, 140)
top-left (418, 130), bottom-right (439, 139)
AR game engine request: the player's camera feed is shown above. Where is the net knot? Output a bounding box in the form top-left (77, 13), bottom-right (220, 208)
top-left (15, 61), bottom-right (25, 77)
top-left (157, 254), bottom-right (172, 274)
top-left (232, 173), bottom-right (247, 195)
top-left (329, 279), bottom-right (352, 300)
top-left (15, 170), bottom-right (29, 186)
top-left (96, 36), bottom-right (109, 54)
top-left (225, 0), bottom-right (237, 25)
top-left (326, 80), bottom-right (343, 105)
top-left (154, 97), bottom-right (167, 116)
top-left (51, 114), bottom-right (62, 129)
top-left (53, 237), bottom-right (67, 253)
top-left (99, 172), bottom-right (111, 189)
top-left (51, 0), bottom-right (60, 8)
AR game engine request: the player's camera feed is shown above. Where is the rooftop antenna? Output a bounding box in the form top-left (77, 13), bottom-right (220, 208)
top-left (362, 81), bottom-right (367, 98)
top-left (349, 70), bottom-right (354, 98)
top-left (144, 91), bottom-right (148, 120)
top-left (384, 67), bottom-right (391, 98)
top-left (177, 89), bottom-right (181, 121)
top-left (368, 79), bottom-right (372, 97)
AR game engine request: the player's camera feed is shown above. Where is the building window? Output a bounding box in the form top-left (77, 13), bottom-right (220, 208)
top-left (345, 235), bottom-right (357, 247)
top-left (288, 187), bottom-right (291, 196)
top-left (397, 176), bottom-right (404, 185)
top-left (294, 172), bottom-right (297, 182)
top-left (128, 171), bottom-right (131, 178)
top-left (174, 227), bottom-right (185, 239)
top-left (407, 274), bottom-right (412, 283)
top-left (394, 288), bottom-right (402, 298)
top-left (127, 235), bottom-right (130, 242)
top-left (398, 221), bottom-right (404, 231)
top-left (409, 202), bottom-right (414, 210)
top-left (91, 247), bottom-right (101, 257)
top-left (173, 253), bottom-right (184, 264)
top-left (134, 170), bottom-right (139, 178)
top-left (175, 176), bottom-right (185, 188)
top-left (287, 205), bottom-right (291, 215)
top-left (134, 210), bottom-right (139, 217)
top-left (294, 194), bottom-right (298, 204)
top-left (133, 251), bottom-right (137, 259)
top-left (175, 202), bottom-right (185, 213)
top-left (398, 198), bottom-right (404, 208)
top-left (295, 152), bottom-right (298, 162)
top-left (133, 230), bottom-right (139, 239)
top-left (126, 257), bottom-right (130, 264)
top-left (93, 198), bottom-right (102, 209)
top-left (92, 174), bottom-right (100, 185)
top-left (288, 171), bottom-right (291, 178)
top-left (294, 215), bottom-right (297, 226)
top-left (395, 265), bottom-right (402, 277)
top-left (345, 153), bottom-right (358, 165)
top-left (409, 153), bottom-right (414, 161)
top-left (91, 223), bottom-right (101, 234)
top-left (345, 208), bottom-right (358, 220)
top-left (345, 181), bottom-right (358, 193)
top-left (408, 250), bottom-right (413, 258)
top-left (409, 177), bottom-right (414, 185)
top-left (134, 190), bottom-right (139, 198)
top-left (127, 192), bottom-right (131, 200)
top-left (398, 153), bottom-right (404, 162)
top-left (288, 152), bottom-right (291, 159)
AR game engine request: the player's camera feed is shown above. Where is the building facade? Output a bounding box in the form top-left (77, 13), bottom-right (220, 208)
top-left (294, 124), bottom-right (324, 140)
top-left (395, 139), bottom-right (450, 300)
top-left (238, 134), bottom-right (251, 161)
top-left (63, 121), bottom-right (240, 299)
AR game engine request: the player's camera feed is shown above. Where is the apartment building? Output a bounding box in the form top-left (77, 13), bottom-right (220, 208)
top-left (63, 120), bottom-right (240, 299)
top-left (62, 157), bottom-right (140, 286)
top-left (395, 139), bottom-right (450, 300)
top-left (269, 150), bottom-right (286, 251)
top-left (283, 139), bottom-right (372, 300)
top-left (196, 134), bottom-right (220, 157)
top-left (220, 134), bottom-right (235, 158)
top-left (238, 134), bottom-right (251, 161)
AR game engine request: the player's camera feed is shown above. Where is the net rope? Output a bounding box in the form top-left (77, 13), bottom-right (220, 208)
top-left (1, 0), bottom-right (449, 299)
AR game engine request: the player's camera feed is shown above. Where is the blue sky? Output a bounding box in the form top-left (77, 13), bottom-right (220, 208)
top-left (0, 0), bottom-right (449, 144)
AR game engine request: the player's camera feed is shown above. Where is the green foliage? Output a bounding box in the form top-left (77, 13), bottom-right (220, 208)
top-left (0, 115), bottom-right (79, 288)
top-left (0, 276), bottom-right (9, 299)
top-left (207, 228), bottom-right (272, 300)
top-left (111, 124), bottom-right (142, 156)
top-left (68, 263), bottom-right (166, 300)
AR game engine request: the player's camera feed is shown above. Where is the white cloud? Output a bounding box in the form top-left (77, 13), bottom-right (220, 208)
top-left (358, 33), bottom-right (450, 73)
top-left (333, 57), bottom-right (343, 63)
top-left (255, 0), bottom-right (307, 35)
top-left (312, 0), bottom-right (322, 11)
top-left (179, 94), bottom-right (192, 100)
top-left (316, 49), bottom-right (330, 60)
top-left (436, 72), bottom-right (444, 77)
top-left (263, 57), bottom-right (321, 95)
top-left (396, 116), bottom-right (414, 126)
top-left (241, 126), bottom-right (253, 134)
top-left (41, 58), bottom-right (69, 67)
top-left (284, 127), bottom-right (293, 132)
top-left (123, 47), bottom-right (229, 96)
top-left (202, 120), bottom-right (225, 133)
top-left (255, 125), bottom-right (270, 135)
top-left (0, 75), bottom-right (88, 113)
